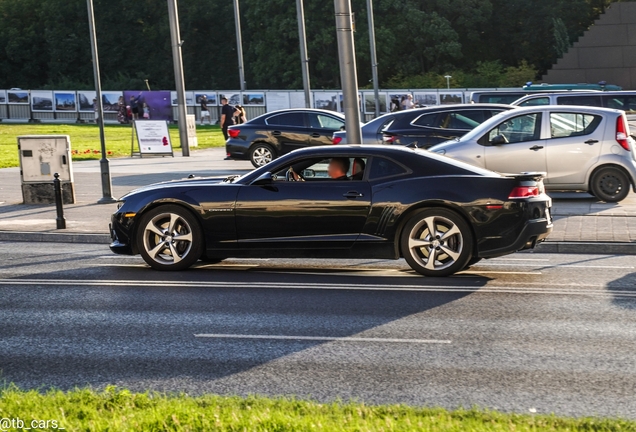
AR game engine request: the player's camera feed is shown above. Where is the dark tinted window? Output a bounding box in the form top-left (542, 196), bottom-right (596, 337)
top-left (368, 157), bottom-right (407, 179)
top-left (603, 95), bottom-right (636, 114)
top-left (518, 97), bottom-right (550, 106)
top-left (412, 113), bottom-right (439, 127)
top-left (477, 94), bottom-right (525, 104)
top-left (556, 95), bottom-right (602, 107)
top-left (266, 112), bottom-right (305, 127)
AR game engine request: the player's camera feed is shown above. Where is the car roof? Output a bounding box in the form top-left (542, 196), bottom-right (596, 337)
top-left (502, 104), bottom-right (624, 115)
top-left (261, 108), bottom-right (345, 117)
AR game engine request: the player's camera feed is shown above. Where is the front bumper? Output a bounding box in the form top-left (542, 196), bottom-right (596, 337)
top-left (109, 214), bottom-right (134, 255)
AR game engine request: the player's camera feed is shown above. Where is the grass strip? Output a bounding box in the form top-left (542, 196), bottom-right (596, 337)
top-left (1, 386), bottom-right (634, 431)
top-left (0, 123), bottom-right (226, 169)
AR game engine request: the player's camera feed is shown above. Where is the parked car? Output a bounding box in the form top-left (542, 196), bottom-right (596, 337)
top-left (379, 104), bottom-right (512, 149)
top-left (511, 91), bottom-right (636, 120)
top-left (332, 111), bottom-right (400, 145)
top-left (430, 105), bottom-right (636, 202)
top-left (225, 108), bottom-right (348, 168)
top-left (110, 145), bottom-right (552, 277)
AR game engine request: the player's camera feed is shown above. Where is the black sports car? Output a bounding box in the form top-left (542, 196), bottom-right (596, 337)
top-left (110, 145), bottom-right (553, 277)
top-left (225, 108), bottom-right (348, 168)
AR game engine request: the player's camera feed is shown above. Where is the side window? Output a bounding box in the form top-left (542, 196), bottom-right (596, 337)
top-left (311, 114), bottom-right (345, 130)
top-left (368, 157), bottom-right (407, 180)
top-left (448, 110), bottom-right (484, 129)
top-left (266, 112), bottom-right (305, 127)
top-left (550, 112), bottom-right (602, 138)
top-left (604, 96), bottom-right (636, 114)
top-left (556, 96), bottom-right (602, 107)
top-left (487, 113), bottom-right (542, 144)
top-left (412, 113), bottom-right (440, 128)
top-left (519, 97), bottom-right (550, 107)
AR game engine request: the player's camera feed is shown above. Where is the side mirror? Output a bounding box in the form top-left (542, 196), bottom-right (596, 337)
top-left (340, 126), bottom-right (346, 131)
top-left (251, 172), bottom-right (274, 186)
top-left (302, 169), bottom-right (316, 178)
top-left (490, 134), bottom-right (509, 146)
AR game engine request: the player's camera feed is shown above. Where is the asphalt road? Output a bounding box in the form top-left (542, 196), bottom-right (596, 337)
top-left (1, 242), bottom-right (635, 419)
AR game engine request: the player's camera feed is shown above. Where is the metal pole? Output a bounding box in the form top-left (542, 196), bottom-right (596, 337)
top-left (53, 173), bottom-right (66, 229)
top-left (445, 75), bottom-right (452, 89)
top-left (167, 0), bottom-right (190, 156)
top-left (366, 0), bottom-right (380, 118)
top-left (233, 0), bottom-right (246, 91)
top-left (296, 0), bottom-right (311, 108)
top-left (86, 0), bottom-right (115, 204)
top-left (334, 0), bottom-right (362, 144)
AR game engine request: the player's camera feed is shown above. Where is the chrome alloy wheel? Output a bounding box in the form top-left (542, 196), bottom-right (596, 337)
top-left (407, 215), bottom-right (464, 271)
top-left (142, 212), bottom-right (194, 266)
top-left (252, 146), bottom-right (273, 166)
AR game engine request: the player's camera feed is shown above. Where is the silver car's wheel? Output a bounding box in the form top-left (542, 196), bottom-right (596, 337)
top-left (590, 167), bottom-right (630, 203)
top-left (137, 205), bottom-right (203, 271)
top-left (400, 208), bottom-right (473, 277)
top-left (250, 144), bottom-right (275, 168)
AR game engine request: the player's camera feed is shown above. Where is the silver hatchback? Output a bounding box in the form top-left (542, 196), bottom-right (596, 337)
top-left (430, 105), bottom-right (636, 202)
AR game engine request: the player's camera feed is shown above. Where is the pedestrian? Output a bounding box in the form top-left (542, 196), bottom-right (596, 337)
top-left (117, 96), bottom-right (128, 124)
top-left (129, 93), bottom-right (141, 120)
top-left (220, 97), bottom-right (238, 140)
top-left (234, 104), bottom-right (247, 124)
top-left (142, 102), bottom-right (150, 119)
top-left (402, 94), bottom-right (415, 110)
top-left (200, 95), bottom-right (211, 125)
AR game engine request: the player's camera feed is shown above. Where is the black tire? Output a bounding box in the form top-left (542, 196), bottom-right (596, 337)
top-left (136, 205), bottom-right (204, 271)
top-left (250, 143), bottom-right (276, 168)
top-left (590, 166), bottom-right (630, 203)
top-left (400, 208), bottom-right (474, 277)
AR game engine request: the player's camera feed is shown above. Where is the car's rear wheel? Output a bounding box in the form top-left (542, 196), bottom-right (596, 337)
top-left (250, 143), bottom-right (276, 168)
top-left (590, 166), bottom-right (630, 202)
top-left (400, 208), bottom-right (473, 277)
top-left (137, 205), bottom-right (203, 271)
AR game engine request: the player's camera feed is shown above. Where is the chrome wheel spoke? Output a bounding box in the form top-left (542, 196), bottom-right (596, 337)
top-left (147, 242), bottom-right (166, 259)
top-left (167, 213), bottom-right (180, 234)
top-left (440, 245), bottom-right (460, 261)
top-left (146, 223), bottom-right (164, 237)
top-left (168, 242), bottom-right (182, 264)
top-left (409, 237), bottom-right (431, 250)
top-left (423, 216), bottom-right (438, 238)
top-left (424, 248), bottom-right (438, 270)
top-left (173, 232), bottom-right (192, 243)
top-left (440, 224), bottom-right (460, 241)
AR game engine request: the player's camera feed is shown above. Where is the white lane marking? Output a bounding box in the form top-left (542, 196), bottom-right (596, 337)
top-left (2, 278), bottom-right (635, 298)
top-left (476, 263), bottom-right (634, 269)
top-left (492, 258), bottom-right (550, 261)
top-left (459, 270), bottom-right (541, 275)
top-left (194, 333), bottom-right (451, 344)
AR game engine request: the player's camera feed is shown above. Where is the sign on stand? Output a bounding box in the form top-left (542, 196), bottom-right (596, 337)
top-left (186, 114), bottom-right (198, 147)
top-left (132, 120), bottom-right (174, 157)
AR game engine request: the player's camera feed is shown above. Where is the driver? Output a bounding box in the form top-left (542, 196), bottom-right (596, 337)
top-left (327, 157), bottom-right (350, 180)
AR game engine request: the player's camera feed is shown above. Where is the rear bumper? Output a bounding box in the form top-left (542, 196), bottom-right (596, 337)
top-left (478, 218), bottom-right (553, 259)
top-left (225, 140), bottom-right (250, 160)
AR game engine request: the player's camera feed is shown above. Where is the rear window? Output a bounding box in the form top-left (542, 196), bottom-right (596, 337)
top-left (603, 95), bottom-right (636, 114)
top-left (556, 95), bottom-right (602, 107)
top-left (519, 97), bottom-right (550, 106)
top-left (266, 112), bottom-right (305, 127)
top-left (550, 112), bottom-right (602, 138)
top-left (368, 157), bottom-right (407, 179)
top-left (412, 113), bottom-right (439, 127)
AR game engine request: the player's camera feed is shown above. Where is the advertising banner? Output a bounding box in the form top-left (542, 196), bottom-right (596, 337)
top-left (125, 91), bottom-right (172, 121)
top-left (134, 120), bottom-right (174, 156)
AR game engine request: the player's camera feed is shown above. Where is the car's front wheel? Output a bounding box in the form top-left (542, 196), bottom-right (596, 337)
top-left (136, 205), bottom-right (203, 271)
top-left (400, 208), bottom-right (473, 277)
top-left (250, 143), bottom-right (276, 168)
top-left (590, 166), bottom-right (630, 202)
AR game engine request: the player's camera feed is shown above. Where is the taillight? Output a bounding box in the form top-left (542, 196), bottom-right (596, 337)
top-left (616, 116), bottom-right (630, 151)
top-left (228, 129), bottom-right (240, 138)
top-left (382, 134), bottom-right (397, 144)
top-left (509, 186), bottom-right (539, 199)
top-left (332, 136), bottom-right (342, 145)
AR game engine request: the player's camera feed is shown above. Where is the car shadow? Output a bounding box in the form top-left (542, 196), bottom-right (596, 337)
top-left (607, 272), bottom-right (636, 310)
top-left (1, 261), bottom-right (490, 392)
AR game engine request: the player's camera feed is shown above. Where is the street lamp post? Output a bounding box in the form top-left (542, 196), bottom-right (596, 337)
top-left (296, 0), bottom-right (311, 108)
top-left (167, 0), bottom-right (190, 157)
top-left (444, 75), bottom-right (452, 89)
top-left (366, 0), bottom-right (380, 118)
top-left (86, 0), bottom-right (115, 204)
top-left (334, 0), bottom-right (362, 144)
top-left (233, 0), bottom-right (246, 91)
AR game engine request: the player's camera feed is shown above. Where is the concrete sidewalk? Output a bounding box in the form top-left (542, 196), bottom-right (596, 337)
top-left (1, 147), bottom-right (635, 254)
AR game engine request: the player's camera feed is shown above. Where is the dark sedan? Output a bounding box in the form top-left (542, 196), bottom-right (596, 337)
top-left (110, 145), bottom-right (552, 277)
top-left (225, 108), bottom-right (348, 168)
top-left (381, 104), bottom-right (512, 148)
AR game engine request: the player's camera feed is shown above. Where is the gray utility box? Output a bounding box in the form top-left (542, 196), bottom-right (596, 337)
top-left (18, 135), bottom-right (76, 204)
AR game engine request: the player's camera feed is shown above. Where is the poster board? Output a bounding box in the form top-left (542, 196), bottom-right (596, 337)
top-left (186, 114), bottom-right (198, 147)
top-left (266, 92), bottom-right (291, 111)
top-left (0, 90), bottom-right (6, 104)
top-left (133, 120), bottom-right (174, 157)
top-left (54, 91), bottom-right (77, 112)
top-left (8, 89), bottom-right (29, 104)
top-left (289, 92), bottom-right (307, 109)
top-left (31, 90), bottom-right (53, 112)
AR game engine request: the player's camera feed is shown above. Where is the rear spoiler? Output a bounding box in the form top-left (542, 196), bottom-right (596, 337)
top-left (502, 172), bottom-right (546, 182)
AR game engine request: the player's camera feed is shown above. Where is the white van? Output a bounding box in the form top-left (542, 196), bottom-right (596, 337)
top-left (511, 91), bottom-right (636, 120)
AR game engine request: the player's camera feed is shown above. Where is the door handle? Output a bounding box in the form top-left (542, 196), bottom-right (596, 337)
top-left (310, 133), bottom-right (321, 138)
top-left (529, 145), bottom-right (544, 151)
top-left (272, 131), bottom-right (282, 136)
top-left (343, 191), bottom-right (363, 198)
top-left (585, 139), bottom-right (598, 145)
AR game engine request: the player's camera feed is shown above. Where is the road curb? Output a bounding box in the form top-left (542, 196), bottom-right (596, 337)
top-left (535, 241), bottom-right (636, 255)
top-left (0, 230), bottom-right (110, 244)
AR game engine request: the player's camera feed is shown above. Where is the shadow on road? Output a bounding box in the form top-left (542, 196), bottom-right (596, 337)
top-left (607, 272), bottom-right (636, 310)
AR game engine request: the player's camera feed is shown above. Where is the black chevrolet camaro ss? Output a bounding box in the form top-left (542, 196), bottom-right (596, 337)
top-left (110, 145), bottom-right (553, 277)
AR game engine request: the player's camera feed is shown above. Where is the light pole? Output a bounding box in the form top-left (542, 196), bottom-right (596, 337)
top-left (167, 0), bottom-right (189, 157)
top-left (334, 0), bottom-right (362, 144)
top-left (366, 0), bottom-right (380, 118)
top-left (233, 0), bottom-right (246, 91)
top-left (86, 0), bottom-right (115, 204)
top-left (444, 75), bottom-right (452, 89)
top-left (296, 0), bottom-right (311, 108)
